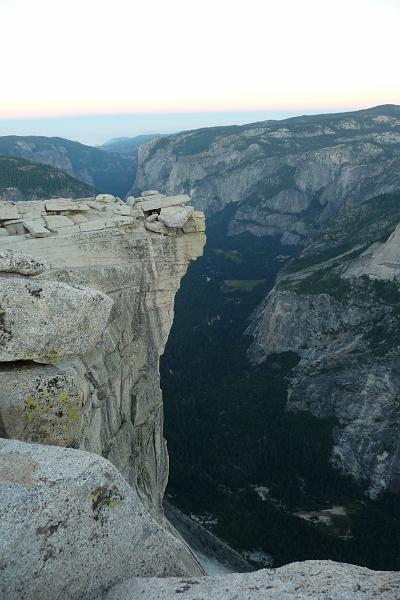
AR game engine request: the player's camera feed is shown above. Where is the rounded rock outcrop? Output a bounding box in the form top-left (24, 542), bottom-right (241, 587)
top-left (0, 249), bottom-right (46, 276)
top-left (0, 438), bottom-right (203, 600)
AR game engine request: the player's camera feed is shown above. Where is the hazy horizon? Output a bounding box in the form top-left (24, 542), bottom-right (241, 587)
top-left (1, 0), bottom-right (399, 133)
top-left (0, 104), bottom-right (392, 146)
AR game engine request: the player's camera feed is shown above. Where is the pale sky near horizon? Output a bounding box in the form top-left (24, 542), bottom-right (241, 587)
top-left (0, 0), bottom-right (399, 136)
top-left (0, 0), bottom-right (400, 142)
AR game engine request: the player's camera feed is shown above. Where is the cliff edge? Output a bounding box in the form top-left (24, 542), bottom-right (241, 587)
top-left (0, 192), bottom-right (205, 511)
top-left (0, 192), bottom-right (205, 596)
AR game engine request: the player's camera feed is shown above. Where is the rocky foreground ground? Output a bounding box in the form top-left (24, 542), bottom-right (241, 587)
top-left (107, 561), bottom-right (400, 600)
top-left (2, 437), bottom-right (399, 599)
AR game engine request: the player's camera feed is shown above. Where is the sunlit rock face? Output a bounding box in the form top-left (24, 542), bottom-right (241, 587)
top-left (0, 438), bottom-right (204, 600)
top-left (0, 194), bottom-right (205, 513)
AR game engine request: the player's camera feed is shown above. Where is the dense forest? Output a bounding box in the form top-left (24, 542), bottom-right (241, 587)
top-left (161, 204), bottom-right (400, 570)
top-left (0, 155), bottom-right (95, 200)
top-left (0, 136), bottom-right (135, 197)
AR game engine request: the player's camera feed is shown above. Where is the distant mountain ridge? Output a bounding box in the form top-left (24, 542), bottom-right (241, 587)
top-left (135, 103), bottom-right (400, 244)
top-left (101, 134), bottom-right (161, 158)
top-left (0, 155), bottom-right (95, 202)
top-left (0, 136), bottom-right (135, 197)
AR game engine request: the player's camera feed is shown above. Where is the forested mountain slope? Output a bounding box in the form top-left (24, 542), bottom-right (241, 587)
top-left (0, 155), bottom-right (95, 201)
top-left (0, 135), bottom-right (135, 197)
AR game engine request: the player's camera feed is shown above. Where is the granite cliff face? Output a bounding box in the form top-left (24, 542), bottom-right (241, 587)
top-left (0, 193), bottom-right (205, 512)
top-left (101, 134), bottom-right (160, 159)
top-left (247, 193), bottom-right (400, 497)
top-left (134, 105), bottom-right (400, 245)
top-left (0, 192), bottom-right (206, 595)
top-left (131, 109), bottom-right (400, 575)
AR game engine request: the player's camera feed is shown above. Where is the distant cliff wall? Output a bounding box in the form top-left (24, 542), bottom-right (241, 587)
top-left (247, 197), bottom-right (400, 497)
top-left (134, 105), bottom-right (400, 245)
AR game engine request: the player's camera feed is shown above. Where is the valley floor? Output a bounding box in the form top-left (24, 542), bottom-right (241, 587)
top-left (161, 206), bottom-right (400, 571)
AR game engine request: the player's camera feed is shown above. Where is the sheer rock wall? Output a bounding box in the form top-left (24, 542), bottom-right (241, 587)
top-left (0, 194), bottom-right (205, 513)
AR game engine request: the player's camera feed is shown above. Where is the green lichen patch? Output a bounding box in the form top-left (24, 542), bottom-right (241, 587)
top-left (19, 348), bottom-right (63, 362)
top-left (91, 485), bottom-right (123, 521)
top-left (23, 377), bottom-right (82, 448)
top-left (38, 349), bottom-right (63, 362)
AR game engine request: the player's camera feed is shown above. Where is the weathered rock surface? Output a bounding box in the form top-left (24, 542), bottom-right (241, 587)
top-left (106, 560), bottom-right (400, 599)
top-left (135, 194), bottom-right (191, 212)
top-left (144, 219), bottom-right (170, 234)
top-left (159, 206), bottom-right (194, 228)
top-left (0, 194), bottom-right (205, 514)
top-left (44, 214), bottom-right (75, 230)
top-left (0, 196), bottom-right (146, 238)
top-left (0, 249), bottom-right (46, 275)
top-left (96, 193), bottom-right (118, 203)
top-left (0, 201), bottom-right (19, 220)
top-left (0, 438), bottom-right (203, 600)
top-left (142, 189), bottom-right (160, 197)
top-left (344, 222), bottom-right (400, 281)
top-left (0, 278), bottom-right (113, 362)
top-left (23, 219), bottom-right (50, 237)
top-left (46, 199), bottom-right (83, 211)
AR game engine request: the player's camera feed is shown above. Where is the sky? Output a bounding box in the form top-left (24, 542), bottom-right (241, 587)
top-left (0, 0), bottom-right (399, 144)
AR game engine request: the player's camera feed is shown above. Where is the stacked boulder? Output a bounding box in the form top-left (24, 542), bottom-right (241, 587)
top-left (127, 190), bottom-right (205, 235)
top-left (0, 194), bottom-right (140, 239)
top-left (0, 191), bottom-right (205, 240)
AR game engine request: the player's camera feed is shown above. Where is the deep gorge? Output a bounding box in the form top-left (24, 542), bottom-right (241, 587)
top-left (161, 200), bottom-right (400, 571)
